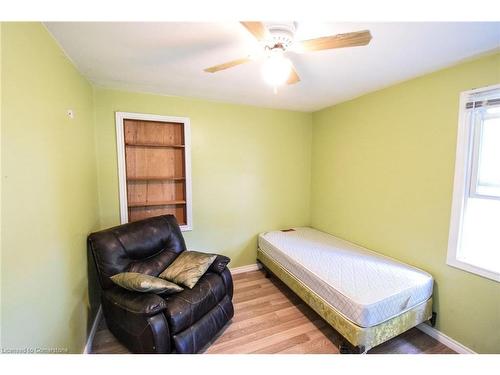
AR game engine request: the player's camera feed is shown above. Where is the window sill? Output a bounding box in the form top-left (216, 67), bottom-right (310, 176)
top-left (447, 257), bottom-right (500, 282)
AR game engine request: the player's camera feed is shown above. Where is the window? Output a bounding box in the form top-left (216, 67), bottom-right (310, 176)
top-left (447, 85), bottom-right (500, 282)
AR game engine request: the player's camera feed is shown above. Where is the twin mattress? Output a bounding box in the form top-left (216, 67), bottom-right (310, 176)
top-left (258, 227), bottom-right (433, 328)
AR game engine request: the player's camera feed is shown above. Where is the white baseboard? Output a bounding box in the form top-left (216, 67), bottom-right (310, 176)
top-left (417, 323), bottom-right (476, 354)
top-left (83, 305), bottom-right (102, 354)
top-left (230, 263), bottom-right (262, 275)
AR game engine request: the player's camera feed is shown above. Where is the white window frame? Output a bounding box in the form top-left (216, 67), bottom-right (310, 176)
top-left (447, 84), bottom-right (500, 282)
top-left (115, 111), bottom-right (193, 231)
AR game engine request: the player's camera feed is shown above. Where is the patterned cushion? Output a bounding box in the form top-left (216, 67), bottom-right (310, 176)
top-left (159, 251), bottom-right (217, 289)
top-left (110, 272), bottom-right (183, 294)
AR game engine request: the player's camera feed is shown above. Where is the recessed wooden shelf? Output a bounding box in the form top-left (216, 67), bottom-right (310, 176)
top-left (125, 142), bottom-right (185, 148)
top-left (127, 176), bottom-right (186, 182)
top-left (117, 115), bottom-right (191, 228)
top-left (128, 200), bottom-right (186, 208)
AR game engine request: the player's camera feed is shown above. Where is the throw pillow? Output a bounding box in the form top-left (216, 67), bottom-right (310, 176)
top-left (111, 272), bottom-right (184, 294)
top-left (159, 251), bottom-right (217, 289)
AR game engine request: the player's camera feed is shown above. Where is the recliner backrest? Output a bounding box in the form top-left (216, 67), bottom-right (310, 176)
top-left (88, 215), bottom-right (187, 289)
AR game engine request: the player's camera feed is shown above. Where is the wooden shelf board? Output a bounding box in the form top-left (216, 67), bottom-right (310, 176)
top-left (125, 142), bottom-right (185, 148)
top-left (128, 200), bottom-right (186, 208)
top-left (127, 176), bottom-right (186, 182)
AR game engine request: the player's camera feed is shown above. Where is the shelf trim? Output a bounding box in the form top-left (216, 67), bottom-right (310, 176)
top-left (127, 176), bottom-right (186, 182)
top-left (125, 142), bottom-right (185, 148)
top-left (128, 200), bottom-right (187, 208)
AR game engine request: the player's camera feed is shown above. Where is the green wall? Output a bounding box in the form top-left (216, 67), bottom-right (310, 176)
top-left (311, 52), bottom-right (500, 353)
top-left (93, 88), bottom-right (312, 267)
top-left (1, 23), bottom-right (100, 353)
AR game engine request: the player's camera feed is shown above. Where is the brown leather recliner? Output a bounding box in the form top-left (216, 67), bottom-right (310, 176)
top-left (87, 215), bottom-right (234, 353)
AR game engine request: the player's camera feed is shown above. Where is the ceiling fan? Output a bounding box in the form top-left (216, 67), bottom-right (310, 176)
top-left (204, 22), bottom-right (372, 90)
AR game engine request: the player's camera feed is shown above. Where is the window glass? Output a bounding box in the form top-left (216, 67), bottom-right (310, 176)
top-left (476, 115), bottom-right (500, 197)
top-left (460, 197), bottom-right (500, 273)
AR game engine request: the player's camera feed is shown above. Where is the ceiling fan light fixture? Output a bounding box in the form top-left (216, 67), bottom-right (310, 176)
top-left (204, 22), bottom-right (373, 90)
top-left (261, 51), bottom-right (292, 88)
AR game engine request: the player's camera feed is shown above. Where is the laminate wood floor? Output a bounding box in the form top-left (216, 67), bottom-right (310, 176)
top-left (91, 270), bottom-right (455, 354)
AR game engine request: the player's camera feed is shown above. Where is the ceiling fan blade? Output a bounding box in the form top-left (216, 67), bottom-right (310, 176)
top-left (204, 57), bottom-right (252, 73)
top-left (287, 66), bottom-right (301, 85)
top-left (297, 30), bottom-right (372, 52)
top-left (240, 21), bottom-right (268, 41)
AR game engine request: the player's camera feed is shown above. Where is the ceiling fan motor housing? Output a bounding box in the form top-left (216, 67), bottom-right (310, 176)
top-left (265, 22), bottom-right (297, 50)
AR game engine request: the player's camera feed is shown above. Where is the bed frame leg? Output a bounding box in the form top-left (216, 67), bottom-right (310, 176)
top-left (257, 260), bottom-right (272, 278)
top-left (339, 341), bottom-right (366, 354)
top-left (430, 312), bottom-right (437, 327)
top-left (339, 342), bottom-right (350, 354)
top-left (353, 345), bottom-right (366, 354)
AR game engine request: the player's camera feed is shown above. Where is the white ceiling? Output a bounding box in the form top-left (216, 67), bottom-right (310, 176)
top-left (45, 22), bottom-right (500, 111)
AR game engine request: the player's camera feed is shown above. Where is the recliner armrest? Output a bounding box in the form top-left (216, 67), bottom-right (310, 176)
top-left (103, 287), bottom-right (167, 316)
top-left (208, 254), bottom-right (231, 274)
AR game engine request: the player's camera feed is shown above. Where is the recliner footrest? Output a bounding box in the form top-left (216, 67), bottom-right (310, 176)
top-left (172, 294), bottom-right (234, 353)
